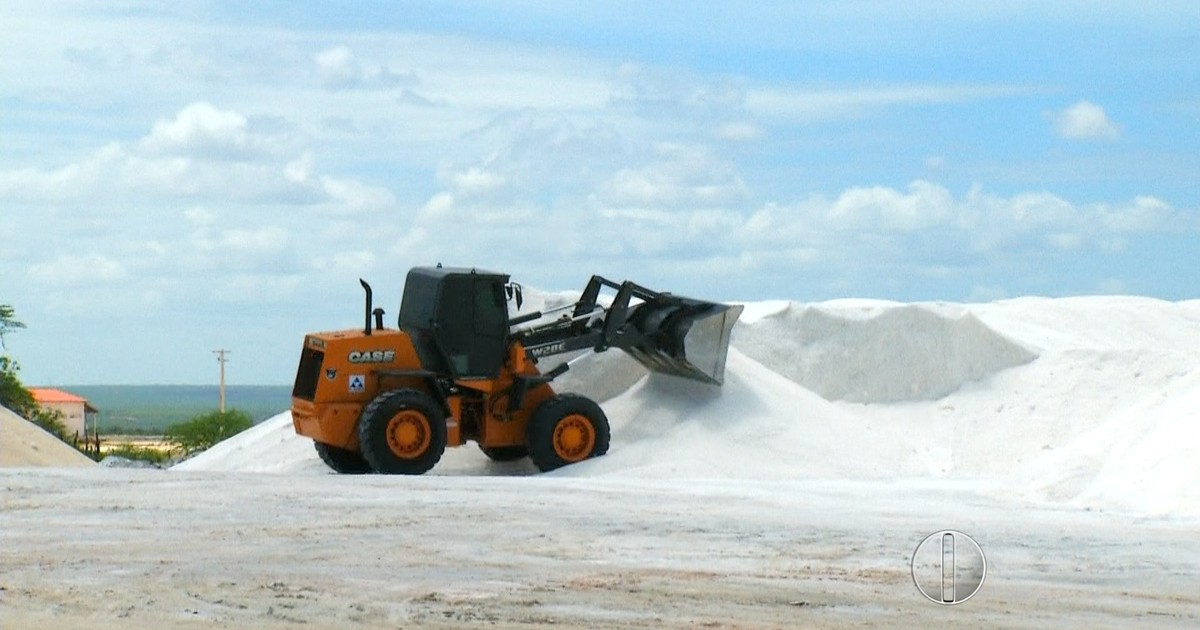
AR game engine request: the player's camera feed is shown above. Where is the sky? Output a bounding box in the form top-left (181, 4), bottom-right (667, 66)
top-left (2, 1), bottom-right (1198, 385)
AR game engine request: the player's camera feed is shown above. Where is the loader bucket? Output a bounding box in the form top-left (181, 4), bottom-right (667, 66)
top-left (617, 298), bottom-right (743, 385)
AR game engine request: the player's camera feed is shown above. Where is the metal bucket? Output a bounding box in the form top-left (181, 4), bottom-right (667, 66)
top-left (617, 298), bottom-right (743, 385)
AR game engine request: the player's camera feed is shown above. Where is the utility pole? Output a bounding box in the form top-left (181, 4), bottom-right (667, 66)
top-left (213, 349), bottom-right (231, 412)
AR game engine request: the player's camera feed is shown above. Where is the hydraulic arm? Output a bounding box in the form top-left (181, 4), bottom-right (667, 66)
top-left (513, 275), bottom-right (743, 385)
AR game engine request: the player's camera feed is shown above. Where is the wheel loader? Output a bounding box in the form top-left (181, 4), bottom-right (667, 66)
top-left (290, 265), bottom-right (742, 474)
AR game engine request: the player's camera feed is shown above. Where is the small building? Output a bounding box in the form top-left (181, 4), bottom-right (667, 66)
top-left (29, 388), bottom-right (99, 441)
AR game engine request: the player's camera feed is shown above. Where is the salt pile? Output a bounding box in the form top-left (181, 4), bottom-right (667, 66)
top-left (173, 296), bottom-right (1200, 517)
top-left (1, 405), bottom-right (97, 468)
top-left (732, 301), bottom-right (1036, 403)
top-left (567, 349), bottom-right (890, 480)
top-left (172, 409), bottom-right (329, 474)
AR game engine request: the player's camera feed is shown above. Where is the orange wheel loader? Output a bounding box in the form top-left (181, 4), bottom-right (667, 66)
top-left (290, 266), bottom-right (742, 474)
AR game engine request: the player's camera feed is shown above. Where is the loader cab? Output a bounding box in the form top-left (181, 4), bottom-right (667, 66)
top-left (399, 266), bottom-right (510, 379)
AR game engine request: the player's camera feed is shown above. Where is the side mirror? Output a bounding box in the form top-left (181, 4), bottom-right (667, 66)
top-left (505, 283), bottom-right (524, 310)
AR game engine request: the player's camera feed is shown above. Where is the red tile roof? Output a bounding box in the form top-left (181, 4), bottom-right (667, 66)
top-left (29, 388), bottom-right (98, 412)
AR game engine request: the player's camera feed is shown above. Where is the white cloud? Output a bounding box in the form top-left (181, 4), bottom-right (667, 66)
top-left (611, 63), bottom-right (745, 117)
top-left (315, 46), bottom-right (361, 90)
top-left (319, 175), bottom-right (396, 213)
top-left (315, 45), bottom-right (418, 91)
top-left (595, 143), bottom-right (747, 208)
top-left (715, 121), bottom-right (763, 142)
top-left (1046, 232), bottom-right (1085, 250)
top-left (203, 226), bottom-right (289, 255)
top-left (924, 155), bottom-right (947, 171)
top-left (171, 224), bottom-right (295, 278)
top-left (210, 273), bottom-right (304, 303)
top-left (1051, 100), bottom-right (1120, 140)
top-left (312, 251), bottom-right (376, 274)
top-left (284, 152), bottom-right (315, 183)
top-left (746, 84), bottom-right (1030, 121)
top-left (969, 188), bottom-right (1077, 230)
top-left (420, 191), bottom-right (457, 218)
top-left (28, 254), bottom-right (126, 286)
top-left (1099, 195), bottom-right (1171, 231)
top-left (0, 167), bottom-right (76, 205)
top-left (828, 181), bottom-right (955, 231)
top-left (735, 181), bottom-right (1184, 268)
top-left (184, 206), bottom-right (217, 226)
top-left (0, 103), bottom-right (391, 211)
top-left (141, 102), bottom-right (250, 158)
top-left (439, 165), bottom-right (507, 197)
top-left (402, 112), bottom-right (1192, 300)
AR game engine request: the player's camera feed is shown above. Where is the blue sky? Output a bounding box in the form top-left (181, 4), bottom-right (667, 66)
top-left (2, 1), bottom-right (1198, 385)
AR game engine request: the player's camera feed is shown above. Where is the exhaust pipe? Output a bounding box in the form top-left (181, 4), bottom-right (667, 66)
top-left (360, 278), bottom-right (373, 336)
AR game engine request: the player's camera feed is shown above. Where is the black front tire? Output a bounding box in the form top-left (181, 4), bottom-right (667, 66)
top-left (526, 393), bottom-right (610, 472)
top-left (314, 441), bottom-right (372, 474)
top-left (358, 389), bottom-right (447, 475)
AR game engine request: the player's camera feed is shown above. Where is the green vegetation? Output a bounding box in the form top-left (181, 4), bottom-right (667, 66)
top-left (96, 423), bottom-right (168, 436)
top-left (0, 305), bottom-right (70, 441)
top-left (166, 409), bottom-right (253, 455)
top-left (103, 444), bottom-right (172, 465)
top-left (0, 303), bottom-right (25, 348)
top-left (0, 355), bottom-right (36, 415)
top-left (30, 406), bottom-right (69, 441)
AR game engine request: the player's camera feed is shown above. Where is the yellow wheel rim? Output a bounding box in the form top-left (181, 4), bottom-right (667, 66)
top-left (386, 410), bottom-right (431, 458)
top-left (552, 414), bottom-right (595, 462)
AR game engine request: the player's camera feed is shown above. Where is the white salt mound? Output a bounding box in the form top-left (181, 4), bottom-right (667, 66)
top-left (557, 349), bottom-right (925, 480)
top-left (1018, 367), bottom-right (1200, 516)
top-left (1079, 368), bottom-right (1200, 515)
top-left (549, 349), bottom-right (648, 404)
top-left (173, 411), bottom-right (328, 474)
top-left (975, 296), bottom-right (1200, 516)
top-left (733, 301), bottom-right (1036, 403)
top-left (171, 296), bottom-right (1200, 518)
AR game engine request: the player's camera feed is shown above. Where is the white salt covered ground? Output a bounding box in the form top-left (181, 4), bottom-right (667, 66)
top-left (177, 296), bottom-right (1200, 517)
top-left (5, 296), bottom-right (1199, 629)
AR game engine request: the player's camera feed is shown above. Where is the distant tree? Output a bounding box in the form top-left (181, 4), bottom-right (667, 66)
top-left (0, 304), bottom-right (25, 350)
top-left (0, 355), bottom-right (37, 416)
top-left (104, 444), bottom-right (171, 466)
top-left (166, 409), bottom-right (252, 455)
top-left (0, 355), bottom-right (69, 439)
top-left (0, 304), bottom-right (33, 414)
top-left (30, 406), bottom-right (69, 441)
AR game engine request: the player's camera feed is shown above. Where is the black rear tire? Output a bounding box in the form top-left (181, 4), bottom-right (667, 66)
top-left (358, 389), bottom-right (447, 475)
top-left (478, 444), bottom-right (529, 462)
top-left (526, 393), bottom-right (610, 472)
top-left (314, 441), bottom-right (372, 474)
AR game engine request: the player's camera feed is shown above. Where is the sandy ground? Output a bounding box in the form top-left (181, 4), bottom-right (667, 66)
top-left (2, 468), bottom-right (1197, 629)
